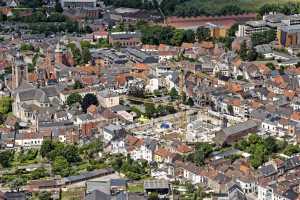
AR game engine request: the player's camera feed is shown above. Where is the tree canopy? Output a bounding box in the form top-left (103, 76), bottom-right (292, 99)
top-left (66, 93), bottom-right (82, 107)
top-left (81, 93), bottom-right (99, 112)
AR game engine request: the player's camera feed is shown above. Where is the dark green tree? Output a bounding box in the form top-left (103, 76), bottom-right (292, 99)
top-left (183, 29), bottom-right (195, 43)
top-left (40, 140), bottom-right (54, 159)
top-left (239, 40), bottom-right (248, 61)
top-left (266, 63), bottom-right (275, 70)
top-left (81, 93), bottom-right (98, 112)
top-left (66, 93), bottom-right (82, 106)
top-left (169, 87), bottom-right (179, 100)
top-left (187, 97), bottom-right (194, 106)
top-left (0, 150), bottom-right (14, 168)
top-left (38, 191), bottom-right (52, 200)
top-left (145, 103), bottom-right (156, 118)
top-left (73, 80), bottom-right (83, 89)
top-left (196, 27), bottom-right (210, 42)
top-left (31, 168), bottom-right (48, 180)
top-left (82, 47), bottom-right (91, 64)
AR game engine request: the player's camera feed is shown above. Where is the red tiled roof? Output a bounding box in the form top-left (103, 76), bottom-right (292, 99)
top-left (176, 144), bottom-right (192, 154)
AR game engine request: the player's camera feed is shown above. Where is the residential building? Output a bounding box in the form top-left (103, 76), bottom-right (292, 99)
top-left (97, 90), bottom-right (120, 108)
top-left (108, 32), bottom-right (142, 47)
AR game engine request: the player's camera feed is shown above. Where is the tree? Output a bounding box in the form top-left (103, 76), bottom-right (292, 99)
top-left (283, 144), bottom-right (300, 156)
top-left (266, 62), bottom-right (275, 70)
top-left (9, 177), bottom-right (25, 192)
top-left (227, 105), bottom-right (234, 115)
top-left (0, 150), bottom-right (14, 168)
top-left (247, 48), bottom-right (258, 61)
top-left (73, 80), bottom-right (83, 89)
top-left (145, 103), bottom-right (156, 118)
top-left (194, 149), bottom-right (205, 166)
top-left (251, 30), bottom-right (276, 46)
top-left (63, 145), bottom-right (81, 163)
top-left (40, 140), bottom-right (54, 159)
top-left (169, 87), bottom-right (179, 100)
top-left (66, 93), bottom-right (82, 107)
top-left (38, 191), bottom-right (52, 200)
top-left (187, 97), bottom-right (194, 106)
top-left (196, 27), bottom-right (210, 42)
top-left (185, 181), bottom-right (195, 193)
top-left (0, 96), bottom-right (12, 114)
top-left (80, 139), bottom-right (103, 159)
top-left (55, 0), bottom-right (63, 13)
top-left (148, 192), bottom-right (158, 200)
top-left (183, 29), bottom-right (195, 43)
top-left (82, 48), bottom-right (91, 64)
top-left (81, 93), bottom-right (98, 112)
top-left (171, 29), bottom-right (184, 46)
top-left (263, 136), bottom-right (278, 154)
top-left (52, 156), bottom-right (71, 177)
top-left (239, 40), bottom-right (248, 61)
top-left (20, 43), bottom-right (35, 52)
top-left (31, 168), bottom-right (48, 179)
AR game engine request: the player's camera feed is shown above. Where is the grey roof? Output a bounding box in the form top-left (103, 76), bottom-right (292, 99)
top-left (78, 114), bottom-right (93, 121)
top-left (259, 164), bottom-right (277, 177)
top-left (246, 20), bottom-right (267, 27)
top-left (64, 168), bottom-right (114, 184)
top-left (254, 44), bottom-right (272, 54)
top-left (98, 90), bottom-right (118, 98)
top-left (110, 179), bottom-right (127, 187)
top-left (143, 137), bottom-right (157, 151)
top-left (16, 86), bottom-right (60, 103)
top-left (86, 180), bottom-right (110, 194)
top-left (144, 179), bottom-right (169, 190)
top-left (228, 183), bottom-right (247, 200)
top-left (222, 120), bottom-right (258, 136)
top-left (104, 124), bottom-right (123, 134)
top-left (85, 190), bottom-right (111, 200)
top-left (284, 155), bottom-right (300, 171)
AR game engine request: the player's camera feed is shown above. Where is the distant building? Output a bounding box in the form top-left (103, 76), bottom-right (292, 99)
top-left (214, 120), bottom-right (258, 146)
top-left (60, 0), bottom-right (96, 8)
top-left (278, 16), bottom-right (300, 47)
top-left (123, 48), bottom-right (158, 64)
top-left (97, 90), bottom-right (120, 108)
top-left (108, 32), bottom-right (142, 47)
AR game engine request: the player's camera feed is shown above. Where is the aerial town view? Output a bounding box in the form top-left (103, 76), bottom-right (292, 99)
top-left (3, 0), bottom-right (300, 200)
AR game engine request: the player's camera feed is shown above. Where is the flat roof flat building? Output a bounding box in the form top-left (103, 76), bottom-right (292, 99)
top-left (60, 0), bottom-right (96, 8)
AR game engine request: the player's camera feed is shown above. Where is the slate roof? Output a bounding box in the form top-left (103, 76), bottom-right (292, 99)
top-left (16, 86), bottom-right (59, 103)
top-left (259, 164), bottom-right (277, 177)
top-left (284, 156), bottom-right (300, 171)
top-left (222, 120), bottom-right (257, 136)
top-left (144, 179), bottom-right (169, 190)
top-left (85, 190), bottom-right (111, 200)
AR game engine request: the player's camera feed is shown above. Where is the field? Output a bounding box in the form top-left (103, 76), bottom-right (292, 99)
top-left (189, 0), bottom-right (300, 12)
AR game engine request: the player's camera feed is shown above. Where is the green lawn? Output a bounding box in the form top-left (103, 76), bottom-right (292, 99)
top-left (128, 183), bottom-right (144, 193)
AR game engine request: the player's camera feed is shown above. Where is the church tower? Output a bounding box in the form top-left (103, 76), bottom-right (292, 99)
top-left (45, 47), bottom-right (55, 79)
top-left (55, 43), bottom-right (63, 65)
top-left (12, 51), bottom-right (28, 90)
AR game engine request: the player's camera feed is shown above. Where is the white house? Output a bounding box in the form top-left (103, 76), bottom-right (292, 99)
top-left (15, 133), bottom-right (44, 147)
top-left (97, 90), bottom-right (120, 108)
top-left (257, 184), bottom-right (289, 200)
top-left (145, 77), bottom-right (159, 93)
top-left (130, 138), bottom-right (157, 162)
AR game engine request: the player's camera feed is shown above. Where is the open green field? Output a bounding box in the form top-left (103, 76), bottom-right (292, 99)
top-left (190, 0), bottom-right (300, 12)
